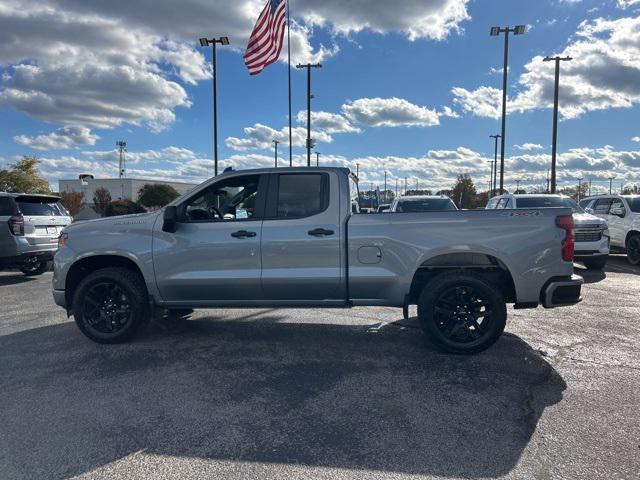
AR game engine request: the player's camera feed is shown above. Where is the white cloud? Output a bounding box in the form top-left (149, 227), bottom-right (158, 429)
top-left (515, 143), bottom-right (545, 151)
top-left (225, 123), bottom-right (333, 151)
top-left (633, 136), bottom-right (640, 142)
top-left (342, 97), bottom-right (440, 127)
top-left (453, 15), bottom-right (640, 120)
top-left (618, 0), bottom-right (640, 8)
top-left (451, 86), bottom-right (502, 118)
top-left (296, 110), bottom-right (360, 134)
top-left (14, 126), bottom-right (99, 150)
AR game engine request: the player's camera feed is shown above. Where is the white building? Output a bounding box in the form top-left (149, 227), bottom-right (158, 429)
top-left (59, 176), bottom-right (199, 220)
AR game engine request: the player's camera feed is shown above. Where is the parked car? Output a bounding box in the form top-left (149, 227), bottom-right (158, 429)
top-left (377, 204), bottom-right (391, 213)
top-left (0, 193), bottom-right (72, 275)
top-left (390, 195), bottom-right (458, 212)
top-left (486, 194), bottom-right (609, 270)
top-left (580, 195), bottom-right (640, 265)
top-left (53, 167), bottom-right (582, 354)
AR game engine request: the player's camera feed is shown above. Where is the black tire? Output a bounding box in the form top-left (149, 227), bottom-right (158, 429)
top-left (72, 267), bottom-right (149, 344)
top-left (627, 234), bottom-right (640, 266)
top-left (417, 272), bottom-right (507, 354)
top-left (19, 260), bottom-right (50, 276)
top-left (583, 257), bottom-right (607, 271)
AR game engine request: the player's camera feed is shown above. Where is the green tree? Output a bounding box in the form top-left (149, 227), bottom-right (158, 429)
top-left (104, 200), bottom-right (146, 217)
top-left (93, 187), bottom-right (112, 216)
top-left (137, 183), bottom-right (180, 208)
top-left (451, 174), bottom-right (478, 209)
top-left (0, 156), bottom-right (51, 194)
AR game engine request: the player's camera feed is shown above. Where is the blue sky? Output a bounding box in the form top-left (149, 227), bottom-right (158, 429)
top-left (1, 0), bottom-right (640, 194)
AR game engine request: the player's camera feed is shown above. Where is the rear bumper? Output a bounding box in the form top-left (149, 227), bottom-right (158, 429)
top-left (0, 250), bottom-right (54, 268)
top-left (541, 274), bottom-right (584, 308)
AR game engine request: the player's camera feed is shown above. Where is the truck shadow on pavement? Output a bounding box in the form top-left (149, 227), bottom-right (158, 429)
top-left (0, 273), bottom-right (37, 287)
top-left (0, 314), bottom-right (566, 479)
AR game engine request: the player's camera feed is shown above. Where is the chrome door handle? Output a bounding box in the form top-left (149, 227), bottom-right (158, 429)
top-left (308, 228), bottom-right (334, 236)
top-left (231, 230), bottom-right (257, 238)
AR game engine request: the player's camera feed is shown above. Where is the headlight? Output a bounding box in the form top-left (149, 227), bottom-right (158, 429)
top-left (58, 232), bottom-right (68, 248)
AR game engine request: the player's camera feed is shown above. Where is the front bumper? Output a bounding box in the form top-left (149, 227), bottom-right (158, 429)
top-left (541, 274), bottom-right (584, 308)
top-left (52, 289), bottom-right (67, 309)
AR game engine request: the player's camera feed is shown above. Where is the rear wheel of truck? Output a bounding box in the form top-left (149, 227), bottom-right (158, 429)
top-left (627, 234), bottom-right (640, 266)
top-left (418, 272), bottom-right (507, 354)
top-left (583, 257), bottom-right (607, 271)
top-left (72, 267), bottom-right (149, 344)
top-left (19, 260), bottom-right (50, 276)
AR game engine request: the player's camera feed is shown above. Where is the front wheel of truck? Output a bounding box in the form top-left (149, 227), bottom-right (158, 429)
top-left (72, 267), bottom-right (149, 344)
top-left (418, 272), bottom-right (507, 354)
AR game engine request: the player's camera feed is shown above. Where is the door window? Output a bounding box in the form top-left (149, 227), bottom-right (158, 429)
top-left (610, 198), bottom-right (626, 216)
top-left (184, 175), bottom-right (262, 222)
top-left (496, 198), bottom-right (511, 209)
top-left (275, 174), bottom-right (328, 218)
top-left (593, 198), bottom-right (614, 215)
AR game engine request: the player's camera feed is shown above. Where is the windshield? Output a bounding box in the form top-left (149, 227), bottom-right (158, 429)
top-left (396, 198), bottom-right (457, 212)
top-left (626, 198), bottom-right (640, 213)
top-left (515, 196), bottom-right (582, 213)
top-left (17, 198), bottom-right (67, 216)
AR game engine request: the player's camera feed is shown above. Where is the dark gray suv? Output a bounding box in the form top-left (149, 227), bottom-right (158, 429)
top-left (0, 193), bottom-right (72, 275)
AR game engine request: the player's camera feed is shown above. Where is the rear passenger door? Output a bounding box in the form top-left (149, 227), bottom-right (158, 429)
top-left (607, 197), bottom-right (627, 247)
top-left (260, 172), bottom-right (343, 301)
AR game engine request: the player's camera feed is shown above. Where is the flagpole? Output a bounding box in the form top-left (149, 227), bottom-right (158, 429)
top-left (287, 0), bottom-right (293, 166)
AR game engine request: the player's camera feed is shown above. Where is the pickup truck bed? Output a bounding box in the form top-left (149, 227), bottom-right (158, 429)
top-left (53, 167), bottom-right (582, 354)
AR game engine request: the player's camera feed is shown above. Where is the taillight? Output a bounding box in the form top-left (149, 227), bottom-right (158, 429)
top-left (8, 215), bottom-right (24, 236)
top-left (556, 215), bottom-right (575, 262)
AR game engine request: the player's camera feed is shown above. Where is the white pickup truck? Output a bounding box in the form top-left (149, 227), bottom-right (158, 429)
top-left (53, 167), bottom-right (583, 354)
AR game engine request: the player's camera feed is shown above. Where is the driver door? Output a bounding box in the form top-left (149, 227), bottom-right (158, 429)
top-left (153, 174), bottom-right (267, 303)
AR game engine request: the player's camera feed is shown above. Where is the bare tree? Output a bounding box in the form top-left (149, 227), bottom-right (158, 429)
top-left (60, 191), bottom-right (84, 217)
top-left (93, 187), bottom-right (112, 216)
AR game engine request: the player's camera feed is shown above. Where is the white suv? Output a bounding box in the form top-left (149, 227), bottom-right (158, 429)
top-left (487, 194), bottom-right (610, 270)
top-left (0, 193), bottom-right (72, 275)
top-left (579, 195), bottom-right (640, 265)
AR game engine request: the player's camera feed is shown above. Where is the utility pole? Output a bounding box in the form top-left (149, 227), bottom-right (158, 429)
top-left (116, 140), bottom-right (126, 178)
top-left (296, 63), bottom-right (322, 166)
top-left (589, 178), bottom-right (592, 197)
top-left (609, 177), bottom-right (615, 194)
top-left (404, 177), bottom-right (407, 195)
top-left (272, 140), bottom-right (279, 168)
top-left (516, 179), bottom-right (520, 193)
top-left (490, 25), bottom-right (526, 194)
top-left (395, 178), bottom-right (398, 199)
top-left (356, 163), bottom-right (360, 178)
top-left (490, 134), bottom-right (501, 195)
top-left (543, 55), bottom-right (573, 193)
top-left (315, 151), bottom-right (320, 167)
top-left (200, 36), bottom-right (230, 176)
top-left (577, 177), bottom-right (583, 202)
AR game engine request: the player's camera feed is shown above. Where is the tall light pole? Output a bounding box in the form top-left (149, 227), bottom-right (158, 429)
top-left (272, 140), bottom-right (279, 168)
top-left (296, 63), bottom-right (322, 166)
top-left (199, 36), bottom-right (230, 176)
top-left (543, 55), bottom-right (573, 193)
top-left (315, 151), bottom-right (320, 167)
top-left (516, 179), bottom-right (521, 193)
top-left (609, 177), bottom-right (615, 195)
top-left (577, 177), bottom-right (583, 202)
top-left (384, 170), bottom-right (387, 203)
top-left (490, 25), bottom-right (526, 194)
top-left (356, 163), bottom-right (360, 178)
top-left (486, 161), bottom-right (493, 193)
top-left (489, 134), bottom-right (501, 195)
top-left (404, 177), bottom-right (408, 195)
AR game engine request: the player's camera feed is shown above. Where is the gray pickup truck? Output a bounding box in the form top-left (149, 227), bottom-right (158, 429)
top-left (53, 167), bottom-right (582, 354)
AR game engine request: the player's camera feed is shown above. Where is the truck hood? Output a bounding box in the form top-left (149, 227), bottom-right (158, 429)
top-left (573, 211), bottom-right (607, 227)
top-left (64, 211), bottom-right (160, 232)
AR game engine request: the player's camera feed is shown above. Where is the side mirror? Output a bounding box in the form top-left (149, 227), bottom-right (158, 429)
top-left (610, 207), bottom-right (625, 217)
top-left (584, 207), bottom-right (594, 214)
top-left (163, 205), bottom-right (178, 233)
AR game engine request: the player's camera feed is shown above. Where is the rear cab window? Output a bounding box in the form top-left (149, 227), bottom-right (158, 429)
top-left (271, 173), bottom-right (329, 218)
top-left (486, 198), bottom-right (499, 209)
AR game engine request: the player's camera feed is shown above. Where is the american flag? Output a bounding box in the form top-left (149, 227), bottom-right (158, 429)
top-left (244, 0), bottom-right (287, 75)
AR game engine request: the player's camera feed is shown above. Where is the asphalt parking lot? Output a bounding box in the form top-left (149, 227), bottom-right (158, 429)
top-left (1, 257), bottom-right (639, 480)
